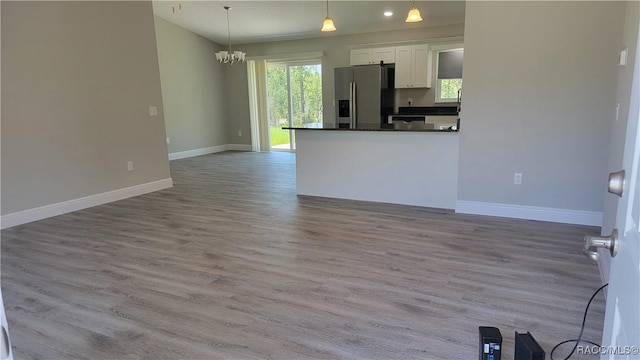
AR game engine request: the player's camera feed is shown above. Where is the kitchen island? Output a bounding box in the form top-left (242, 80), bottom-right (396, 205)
top-left (284, 125), bottom-right (459, 209)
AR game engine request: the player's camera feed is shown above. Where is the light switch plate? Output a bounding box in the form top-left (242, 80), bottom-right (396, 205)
top-left (149, 106), bottom-right (158, 116)
top-left (620, 48), bottom-right (628, 66)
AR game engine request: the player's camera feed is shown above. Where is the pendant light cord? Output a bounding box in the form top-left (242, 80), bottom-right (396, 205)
top-left (225, 6), bottom-right (232, 53)
top-left (215, 5), bottom-right (245, 63)
top-left (326, 0), bottom-right (329, 17)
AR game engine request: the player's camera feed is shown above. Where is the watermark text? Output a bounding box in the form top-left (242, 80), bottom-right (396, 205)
top-left (577, 345), bottom-right (640, 356)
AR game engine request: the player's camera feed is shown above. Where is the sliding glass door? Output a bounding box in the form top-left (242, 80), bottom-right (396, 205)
top-left (266, 61), bottom-right (322, 151)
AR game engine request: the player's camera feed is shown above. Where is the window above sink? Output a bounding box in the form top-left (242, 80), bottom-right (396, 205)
top-left (432, 44), bottom-right (464, 103)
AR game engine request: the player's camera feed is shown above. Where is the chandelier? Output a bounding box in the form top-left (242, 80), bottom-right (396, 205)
top-left (215, 6), bottom-right (246, 64)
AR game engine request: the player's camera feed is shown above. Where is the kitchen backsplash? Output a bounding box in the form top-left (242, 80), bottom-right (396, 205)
top-left (394, 88), bottom-right (458, 111)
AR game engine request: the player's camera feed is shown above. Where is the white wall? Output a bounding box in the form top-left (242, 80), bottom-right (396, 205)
top-left (457, 1), bottom-right (625, 225)
top-left (154, 17), bottom-right (230, 156)
top-left (1, 2), bottom-right (171, 223)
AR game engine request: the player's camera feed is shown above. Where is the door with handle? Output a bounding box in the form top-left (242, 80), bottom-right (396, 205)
top-left (587, 13), bottom-right (640, 359)
top-left (598, 129), bottom-right (640, 358)
top-left (0, 288), bottom-right (13, 360)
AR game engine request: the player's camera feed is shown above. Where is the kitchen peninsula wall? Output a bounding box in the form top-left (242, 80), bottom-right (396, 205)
top-left (223, 23), bottom-right (465, 145)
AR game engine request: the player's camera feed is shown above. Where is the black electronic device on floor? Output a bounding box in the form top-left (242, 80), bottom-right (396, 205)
top-left (514, 332), bottom-right (545, 360)
top-left (479, 326), bottom-right (502, 360)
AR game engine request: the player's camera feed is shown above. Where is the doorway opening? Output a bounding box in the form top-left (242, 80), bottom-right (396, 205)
top-left (266, 61), bottom-right (322, 151)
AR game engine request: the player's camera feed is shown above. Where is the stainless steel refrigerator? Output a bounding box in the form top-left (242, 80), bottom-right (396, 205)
top-left (334, 64), bottom-right (395, 129)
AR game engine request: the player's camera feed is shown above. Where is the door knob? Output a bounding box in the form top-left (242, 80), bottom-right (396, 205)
top-left (608, 170), bottom-right (625, 197)
top-left (583, 229), bottom-right (618, 261)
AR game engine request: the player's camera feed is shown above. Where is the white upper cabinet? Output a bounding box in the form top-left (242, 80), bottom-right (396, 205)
top-left (394, 44), bottom-right (432, 88)
top-left (350, 47), bottom-right (396, 65)
top-left (394, 46), bottom-right (412, 88)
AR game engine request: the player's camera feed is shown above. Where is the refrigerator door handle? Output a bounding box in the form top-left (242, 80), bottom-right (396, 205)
top-left (350, 82), bottom-right (357, 128)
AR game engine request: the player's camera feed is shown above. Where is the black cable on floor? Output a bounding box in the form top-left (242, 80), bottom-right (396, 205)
top-left (550, 283), bottom-right (608, 360)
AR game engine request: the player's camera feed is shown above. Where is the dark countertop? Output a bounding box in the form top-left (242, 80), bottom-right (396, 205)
top-left (284, 123), bottom-right (458, 132)
top-left (395, 106), bottom-right (458, 115)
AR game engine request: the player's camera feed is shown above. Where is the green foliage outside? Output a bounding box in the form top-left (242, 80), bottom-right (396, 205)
top-left (270, 126), bottom-right (290, 146)
top-left (267, 63), bottom-right (322, 147)
top-left (440, 78), bottom-right (463, 100)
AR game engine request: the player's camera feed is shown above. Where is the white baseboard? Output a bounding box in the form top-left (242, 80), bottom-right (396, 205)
top-left (168, 144), bottom-right (251, 160)
top-left (455, 200), bottom-right (603, 226)
top-left (227, 144), bottom-right (252, 152)
top-left (1, 178), bottom-right (174, 229)
top-left (168, 145), bottom-right (228, 160)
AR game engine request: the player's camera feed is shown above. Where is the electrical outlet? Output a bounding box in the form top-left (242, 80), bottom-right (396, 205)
top-left (408, 97), bottom-right (413, 106)
top-left (127, 161), bottom-right (134, 172)
top-left (514, 172), bottom-right (522, 185)
top-left (166, 137), bottom-right (170, 144)
top-left (148, 106), bottom-right (158, 116)
top-left (237, 130), bottom-right (242, 137)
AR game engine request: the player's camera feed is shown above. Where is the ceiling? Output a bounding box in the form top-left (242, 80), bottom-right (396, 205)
top-left (152, 1), bottom-right (466, 45)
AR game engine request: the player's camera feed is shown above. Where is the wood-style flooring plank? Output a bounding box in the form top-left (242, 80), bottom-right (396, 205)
top-left (2, 151), bottom-right (605, 359)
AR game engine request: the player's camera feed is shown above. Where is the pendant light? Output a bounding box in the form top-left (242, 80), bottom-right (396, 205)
top-left (405, 1), bottom-right (423, 23)
top-left (215, 6), bottom-right (246, 64)
top-left (321, 0), bottom-right (336, 32)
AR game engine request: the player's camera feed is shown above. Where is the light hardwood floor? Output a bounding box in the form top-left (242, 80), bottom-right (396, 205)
top-left (2, 151), bottom-right (605, 359)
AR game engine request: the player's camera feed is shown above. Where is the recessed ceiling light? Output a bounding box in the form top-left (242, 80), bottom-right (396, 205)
top-left (384, 11), bottom-right (393, 17)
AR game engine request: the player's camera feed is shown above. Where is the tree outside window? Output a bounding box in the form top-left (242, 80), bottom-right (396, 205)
top-left (435, 48), bottom-right (463, 103)
top-left (266, 62), bottom-right (322, 149)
